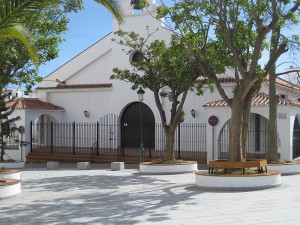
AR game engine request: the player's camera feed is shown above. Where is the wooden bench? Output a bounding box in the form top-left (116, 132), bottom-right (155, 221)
top-left (208, 159), bottom-right (267, 174)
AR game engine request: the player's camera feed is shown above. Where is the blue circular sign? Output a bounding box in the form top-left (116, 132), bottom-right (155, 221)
top-left (18, 126), bottom-right (25, 134)
top-left (208, 116), bottom-right (218, 126)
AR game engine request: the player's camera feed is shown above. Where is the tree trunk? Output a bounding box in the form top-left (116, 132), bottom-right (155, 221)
top-left (241, 94), bottom-right (252, 160)
top-left (267, 66), bottom-right (278, 162)
top-left (228, 85), bottom-right (257, 162)
top-left (267, 25), bottom-right (280, 163)
top-left (0, 88), bottom-right (4, 161)
top-left (0, 152), bottom-right (3, 161)
top-left (228, 92), bottom-right (244, 162)
top-left (163, 123), bottom-right (177, 161)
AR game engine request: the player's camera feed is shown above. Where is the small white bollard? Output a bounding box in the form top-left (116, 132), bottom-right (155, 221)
top-left (77, 162), bottom-right (91, 170)
top-left (47, 161), bottom-right (59, 170)
top-left (111, 162), bottom-right (125, 171)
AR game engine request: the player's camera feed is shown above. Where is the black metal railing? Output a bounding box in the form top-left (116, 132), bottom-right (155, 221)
top-left (31, 121), bottom-right (99, 154)
top-left (154, 123), bottom-right (207, 159)
top-left (31, 120), bottom-right (207, 160)
top-left (218, 114), bottom-right (268, 159)
top-left (4, 123), bottom-right (19, 150)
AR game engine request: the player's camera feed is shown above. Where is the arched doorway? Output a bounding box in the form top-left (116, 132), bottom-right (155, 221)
top-left (121, 102), bottom-right (155, 149)
top-left (33, 114), bottom-right (56, 146)
top-left (293, 116), bottom-right (300, 159)
top-left (218, 113), bottom-right (268, 159)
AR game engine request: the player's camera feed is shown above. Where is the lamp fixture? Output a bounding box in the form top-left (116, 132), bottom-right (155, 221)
top-left (84, 110), bottom-right (89, 118)
top-left (137, 87), bottom-right (145, 102)
top-left (137, 87), bottom-right (145, 163)
top-left (191, 109), bottom-right (196, 118)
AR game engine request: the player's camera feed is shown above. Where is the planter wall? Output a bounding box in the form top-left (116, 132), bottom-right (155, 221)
top-left (0, 161), bottom-right (25, 169)
top-left (0, 179), bottom-right (21, 199)
top-left (268, 163), bottom-right (300, 175)
top-left (195, 170), bottom-right (281, 191)
top-left (140, 161), bottom-right (198, 174)
top-left (0, 170), bottom-right (21, 180)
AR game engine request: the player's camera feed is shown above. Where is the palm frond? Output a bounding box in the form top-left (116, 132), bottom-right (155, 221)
top-left (94, 0), bottom-right (124, 24)
top-left (0, 25), bottom-right (38, 66)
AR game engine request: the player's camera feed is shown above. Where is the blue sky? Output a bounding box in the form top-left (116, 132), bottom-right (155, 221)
top-left (38, 0), bottom-right (299, 79)
top-left (38, 0), bottom-right (113, 77)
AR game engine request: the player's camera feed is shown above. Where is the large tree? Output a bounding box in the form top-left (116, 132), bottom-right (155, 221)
top-left (0, 0), bottom-right (58, 66)
top-left (0, 92), bottom-right (20, 161)
top-left (0, 0), bottom-right (124, 161)
top-left (0, 0), bottom-right (124, 90)
top-left (157, 0), bottom-right (300, 162)
top-left (267, 24), bottom-right (300, 163)
top-left (0, 0), bottom-right (84, 90)
top-left (111, 30), bottom-right (209, 161)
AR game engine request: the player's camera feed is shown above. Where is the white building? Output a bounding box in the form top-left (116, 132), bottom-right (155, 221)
top-left (5, 0), bottom-right (300, 163)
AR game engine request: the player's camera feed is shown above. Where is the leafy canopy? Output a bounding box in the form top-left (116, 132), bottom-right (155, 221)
top-left (0, 0), bottom-right (83, 89)
top-left (111, 30), bottom-right (211, 100)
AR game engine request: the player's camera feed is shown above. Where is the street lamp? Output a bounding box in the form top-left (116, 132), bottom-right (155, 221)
top-left (137, 87), bottom-right (145, 163)
top-left (191, 109), bottom-right (196, 118)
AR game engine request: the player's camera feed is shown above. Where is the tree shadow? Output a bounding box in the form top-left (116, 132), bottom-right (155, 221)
top-left (1, 171), bottom-right (206, 224)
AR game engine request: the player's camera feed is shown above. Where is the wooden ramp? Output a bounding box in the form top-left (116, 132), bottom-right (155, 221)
top-left (26, 151), bottom-right (207, 164)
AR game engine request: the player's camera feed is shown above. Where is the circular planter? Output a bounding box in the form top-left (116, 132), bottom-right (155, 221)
top-left (139, 161), bottom-right (198, 174)
top-left (195, 170), bottom-right (281, 191)
top-left (0, 170), bottom-right (21, 180)
top-left (0, 179), bottom-right (21, 199)
top-left (0, 161), bottom-right (25, 169)
top-left (268, 163), bottom-right (300, 175)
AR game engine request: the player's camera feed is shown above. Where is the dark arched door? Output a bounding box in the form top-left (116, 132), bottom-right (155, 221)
top-left (293, 117), bottom-right (300, 159)
top-left (121, 102), bottom-right (155, 148)
top-left (218, 113), bottom-right (268, 159)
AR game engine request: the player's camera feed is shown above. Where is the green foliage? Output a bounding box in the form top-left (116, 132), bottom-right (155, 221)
top-left (279, 160), bottom-right (293, 164)
top-left (157, 0), bottom-right (299, 162)
top-left (151, 158), bottom-right (187, 164)
top-left (112, 30), bottom-right (207, 96)
top-left (0, 166), bottom-right (6, 170)
top-left (111, 30), bottom-right (208, 122)
top-left (157, 0), bottom-right (299, 76)
top-left (0, 91), bottom-right (21, 161)
top-left (0, 0), bottom-right (83, 66)
top-left (111, 29), bottom-right (209, 159)
top-left (131, 0), bottom-right (150, 10)
top-left (0, 0), bottom-right (122, 91)
top-left (94, 0), bottom-right (124, 24)
top-left (0, 0), bottom-right (83, 90)
top-left (244, 169), bottom-right (256, 175)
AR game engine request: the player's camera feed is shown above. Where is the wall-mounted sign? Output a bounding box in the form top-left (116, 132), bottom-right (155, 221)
top-left (208, 115), bottom-right (218, 126)
top-left (278, 113), bottom-right (287, 119)
top-left (18, 126), bottom-right (25, 134)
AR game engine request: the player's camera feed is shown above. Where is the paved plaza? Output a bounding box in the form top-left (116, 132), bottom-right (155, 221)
top-left (1, 163), bottom-right (300, 225)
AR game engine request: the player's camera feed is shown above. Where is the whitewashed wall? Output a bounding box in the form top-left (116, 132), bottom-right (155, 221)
top-left (11, 0), bottom-right (300, 162)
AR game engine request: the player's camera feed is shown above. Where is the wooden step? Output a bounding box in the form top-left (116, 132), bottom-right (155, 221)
top-left (26, 152), bottom-right (207, 164)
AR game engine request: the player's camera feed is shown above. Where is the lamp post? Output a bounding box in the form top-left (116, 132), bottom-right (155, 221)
top-left (137, 87), bottom-right (145, 163)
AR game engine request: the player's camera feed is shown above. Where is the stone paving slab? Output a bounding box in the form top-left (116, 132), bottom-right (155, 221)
top-left (0, 163), bottom-right (300, 224)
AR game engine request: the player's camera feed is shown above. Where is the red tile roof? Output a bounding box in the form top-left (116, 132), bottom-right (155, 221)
top-left (203, 93), bottom-right (300, 108)
top-left (36, 83), bottom-right (112, 90)
top-left (6, 98), bottom-right (64, 110)
top-left (217, 77), bottom-right (236, 83)
top-left (265, 75), bottom-right (300, 91)
top-left (196, 77), bottom-right (236, 84)
top-left (198, 76), bottom-right (300, 90)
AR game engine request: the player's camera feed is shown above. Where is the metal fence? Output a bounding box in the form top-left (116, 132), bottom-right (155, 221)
top-left (4, 123), bottom-right (19, 150)
top-left (218, 114), bottom-right (268, 159)
top-left (293, 117), bottom-right (300, 159)
top-left (31, 121), bottom-right (98, 154)
top-left (31, 120), bottom-right (207, 160)
top-left (155, 123), bottom-right (207, 159)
